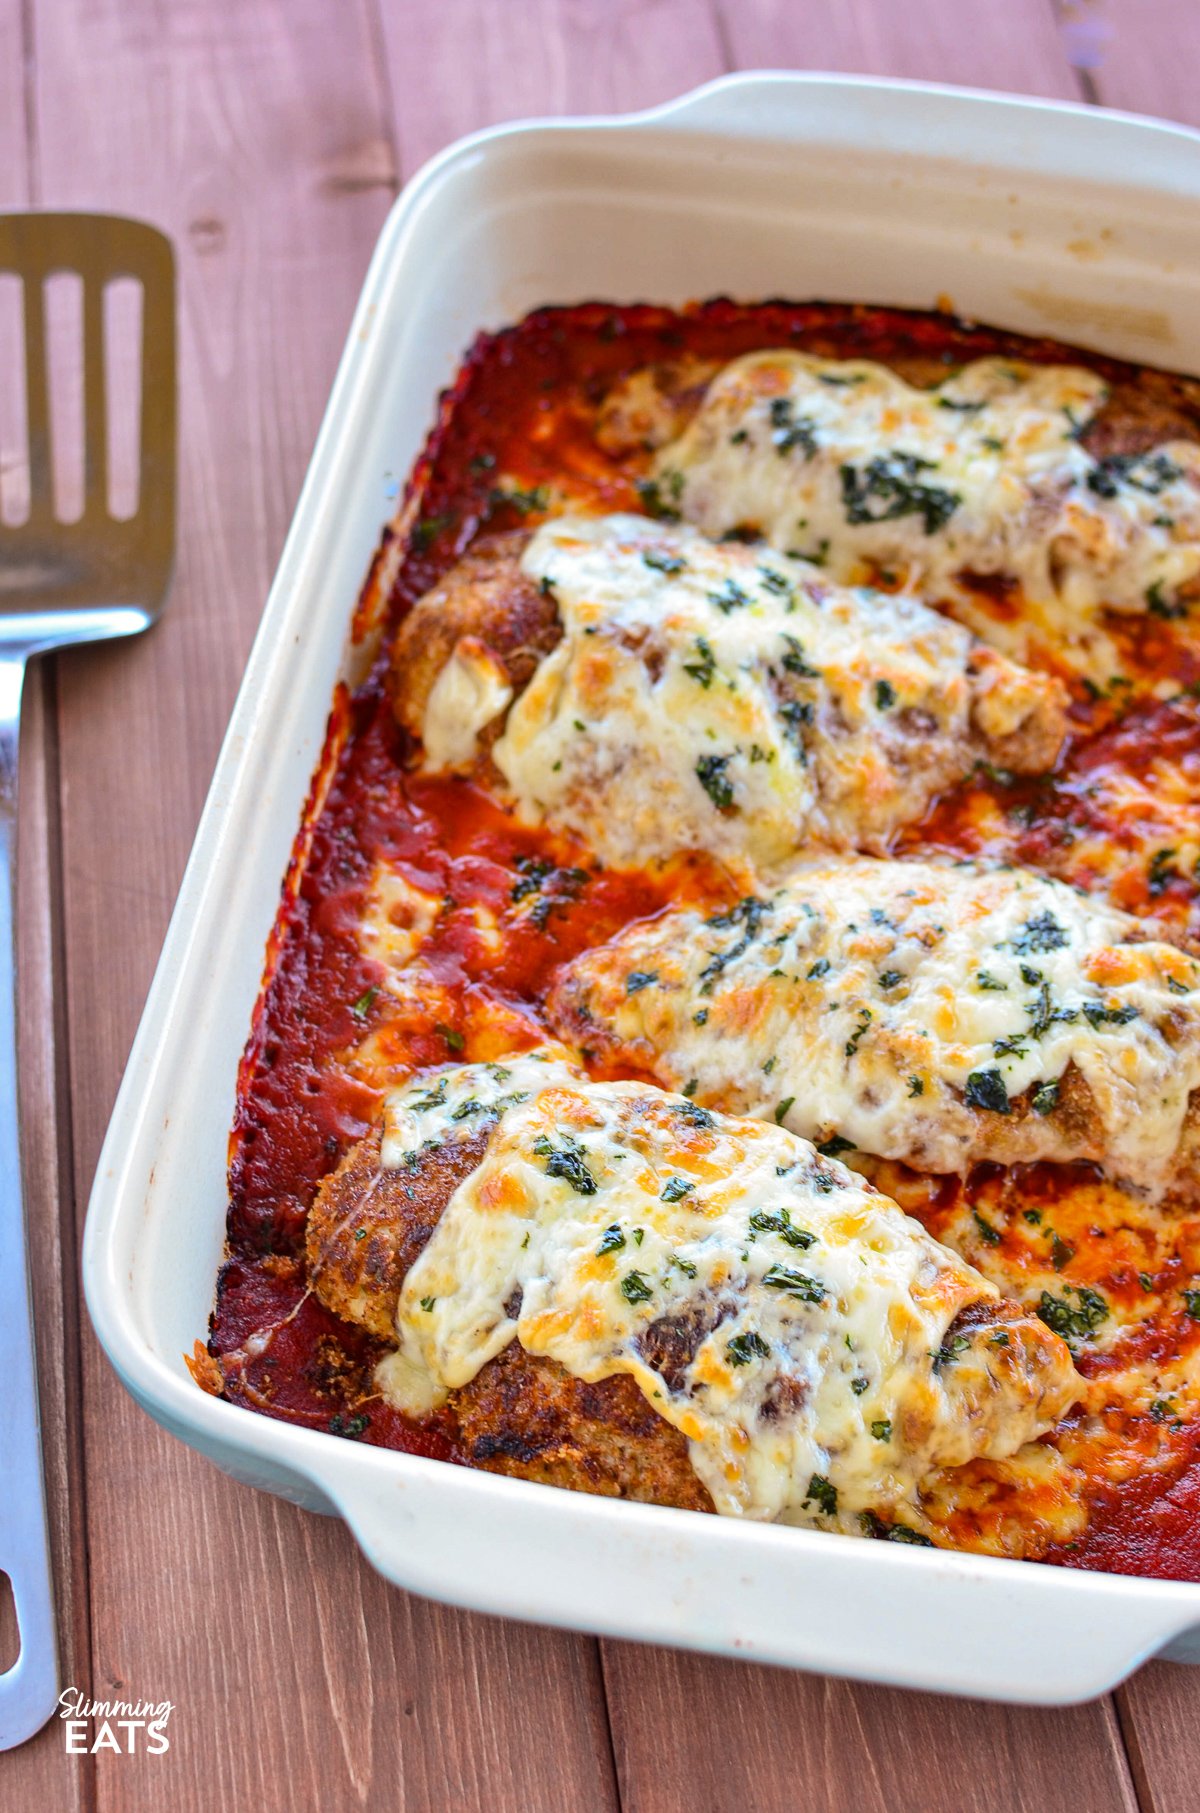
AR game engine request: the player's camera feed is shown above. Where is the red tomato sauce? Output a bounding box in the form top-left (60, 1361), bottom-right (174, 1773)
top-left (208, 300), bottom-right (1200, 1574)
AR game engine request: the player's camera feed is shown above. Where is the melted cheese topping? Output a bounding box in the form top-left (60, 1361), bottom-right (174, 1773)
top-left (657, 352), bottom-right (1200, 679)
top-left (357, 862), bottom-right (441, 974)
top-left (374, 1061), bottom-right (1076, 1525)
top-left (550, 857), bottom-right (1200, 1192)
top-left (485, 513), bottom-right (1059, 869)
top-left (422, 635), bottom-right (513, 769)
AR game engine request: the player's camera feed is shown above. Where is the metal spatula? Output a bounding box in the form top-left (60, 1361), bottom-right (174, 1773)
top-left (0, 213), bottom-right (175, 1749)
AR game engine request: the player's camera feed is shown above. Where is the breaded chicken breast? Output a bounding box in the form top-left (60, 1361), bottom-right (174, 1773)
top-left (308, 1052), bottom-right (1078, 1530)
top-left (547, 857), bottom-right (1200, 1194)
top-left (391, 513), bottom-right (1066, 870)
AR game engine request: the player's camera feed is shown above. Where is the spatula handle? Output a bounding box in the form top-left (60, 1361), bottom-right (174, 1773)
top-left (0, 652), bottom-right (59, 1748)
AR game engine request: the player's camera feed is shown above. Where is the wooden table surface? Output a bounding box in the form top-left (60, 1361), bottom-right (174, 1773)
top-left (3, 1), bottom-right (1198, 1808)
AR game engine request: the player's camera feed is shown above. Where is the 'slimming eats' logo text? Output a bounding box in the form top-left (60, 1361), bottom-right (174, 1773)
top-left (58, 1687), bottom-right (174, 1754)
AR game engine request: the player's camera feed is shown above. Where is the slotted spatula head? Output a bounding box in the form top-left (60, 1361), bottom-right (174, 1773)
top-left (0, 212), bottom-right (175, 648)
top-left (0, 212), bottom-right (174, 1752)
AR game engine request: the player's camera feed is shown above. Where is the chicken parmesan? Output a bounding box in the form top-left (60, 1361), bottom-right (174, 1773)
top-left (392, 512), bottom-right (1065, 867)
top-left (650, 351), bottom-right (1200, 683)
top-left (306, 1051), bottom-right (1076, 1532)
top-left (548, 857), bottom-right (1200, 1194)
top-left (203, 298), bottom-right (1200, 1582)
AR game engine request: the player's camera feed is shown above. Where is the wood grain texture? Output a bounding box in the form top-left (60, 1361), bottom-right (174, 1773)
top-left (604, 1642), bottom-right (1139, 1813)
top-left (377, 0), bottom-right (728, 176)
top-left (3, 0), bottom-right (1198, 1806)
top-left (29, 0), bottom-right (616, 1808)
top-left (717, 0), bottom-right (1080, 96)
top-left (0, 0), bottom-right (91, 1802)
top-left (1069, 0), bottom-right (1200, 126)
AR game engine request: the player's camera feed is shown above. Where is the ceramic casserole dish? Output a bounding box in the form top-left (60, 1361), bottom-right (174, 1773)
top-left (83, 72), bottom-right (1200, 1703)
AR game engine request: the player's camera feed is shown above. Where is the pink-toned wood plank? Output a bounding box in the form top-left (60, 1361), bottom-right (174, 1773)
top-left (378, 0), bottom-right (728, 176)
top-left (1064, 0), bottom-right (1200, 126)
top-left (605, 1642), bottom-right (1138, 1813)
top-left (0, 0), bottom-right (91, 1801)
top-left (31, 0), bottom-right (617, 1807)
top-left (717, 0), bottom-right (1081, 97)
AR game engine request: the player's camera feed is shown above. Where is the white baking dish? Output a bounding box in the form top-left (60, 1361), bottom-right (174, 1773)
top-left (83, 72), bottom-right (1200, 1704)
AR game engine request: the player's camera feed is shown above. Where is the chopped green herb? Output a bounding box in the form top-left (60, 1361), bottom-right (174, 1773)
top-left (817, 1135), bottom-right (854, 1158)
top-left (860, 1512), bottom-right (933, 1545)
top-left (597, 1226), bottom-right (626, 1256)
top-left (840, 452), bottom-right (960, 534)
top-left (871, 1420), bottom-right (892, 1442)
top-left (1148, 848), bottom-right (1180, 895)
top-left (412, 511), bottom-right (456, 548)
top-left (805, 1474), bottom-right (838, 1516)
top-left (1037, 1285), bottom-right (1109, 1343)
top-left (965, 1068), bottom-right (1010, 1115)
top-left (696, 754), bottom-right (736, 810)
top-left (1082, 1001), bottom-right (1137, 1029)
top-left (350, 985), bottom-right (379, 1019)
top-left (780, 634), bottom-right (820, 679)
top-left (625, 970), bottom-right (658, 995)
top-left (492, 482), bottom-right (548, 516)
top-left (1087, 450), bottom-right (1181, 498)
top-left (708, 578), bottom-right (752, 615)
top-left (642, 548), bottom-right (685, 575)
top-left (1147, 580), bottom-right (1187, 620)
top-left (874, 678), bottom-right (897, 711)
top-left (620, 1269), bottom-right (653, 1305)
top-left (762, 1264), bottom-right (825, 1303)
top-left (769, 395), bottom-right (819, 458)
top-left (1183, 1289), bottom-right (1200, 1321)
top-left (419, 1297), bottom-right (436, 1313)
top-left (329, 1413), bottom-right (370, 1439)
top-left (434, 1022), bottom-right (465, 1052)
top-left (749, 1207), bottom-right (815, 1249)
top-left (727, 1330), bottom-right (771, 1366)
top-left (1049, 1231), bottom-right (1075, 1272)
top-left (532, 1132), bottom-right (598, 1196)
top-left (1010, 911), bottom-right (1068, 955)
top-left (908, 1075), bottom-right (924, 1097)
top-left (682, 635), bottom-right (717, 688)
top-left (972, 1210), bottom-right (1001, 1246)
top-left (634, 474), bottom-right (682, 521)
top-left (774, 1096), bottom-right (796, 1124)
top-left (661, 1176), bottom-right (694, 1203)
top-left (758, 565), bottom-right (795, 600)
top-left (844, 1008), bottom-right (873, 1059)
top-left (1031, 1079), bottom-right (1060, 1116)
